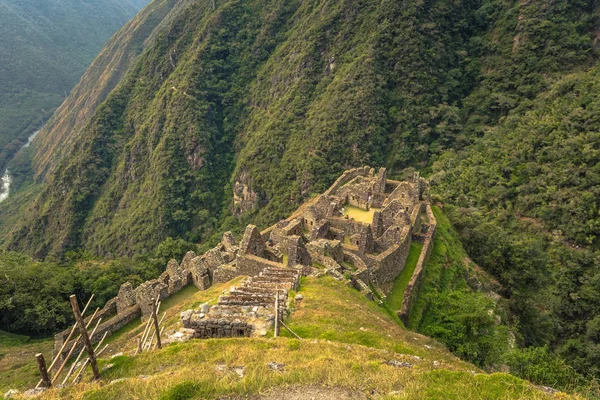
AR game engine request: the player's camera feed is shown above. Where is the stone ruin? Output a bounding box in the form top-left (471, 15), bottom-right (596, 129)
top-left (52, 167), bottom-right (435, 358)
top-left (180, 267), bottom-right (301, 338)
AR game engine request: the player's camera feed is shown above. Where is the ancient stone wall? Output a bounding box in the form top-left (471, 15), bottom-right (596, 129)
top-left (213, 263), bottom-right (239, 283)
top-left (369, 225), bottom-right (412, 293)
top-left (309, 219), bottom-right (330, 240)
top-left (323, 166), bottom-right (370, 196)
top-left (307, 239), bottom-right (343, 264)
top-left (237, 254), bottom-right (286, 277)
top-left (54, 305), bottom-right (141, 361)
top-left (398, 204), bottom-right (437, 324)
top-left (52, 247), bottom-right (216, 359)
top-left (383, 182), bottom-right (420, 213)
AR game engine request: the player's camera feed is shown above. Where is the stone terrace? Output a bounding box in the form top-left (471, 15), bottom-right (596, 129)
top-left (181, 267), bottom-right (301, 338)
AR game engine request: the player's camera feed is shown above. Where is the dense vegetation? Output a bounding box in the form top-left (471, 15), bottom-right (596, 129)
top-left (2, 0), bottom-right (600, 394)
top-left (0, 238), bottom-right (195, 335)
top-left (0, 0), bottom-right (147, 171)
top-left (5, 0), bottom-right (484, 257)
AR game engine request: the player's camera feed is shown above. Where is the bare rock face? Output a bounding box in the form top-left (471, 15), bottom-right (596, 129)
top-left (186, 144), bottom-right (206, 170)
top-left (233, 168), bottom-right (258, 215)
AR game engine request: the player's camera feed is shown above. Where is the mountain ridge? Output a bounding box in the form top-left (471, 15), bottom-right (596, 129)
top-left (0, 0), bottom-right (150, 173)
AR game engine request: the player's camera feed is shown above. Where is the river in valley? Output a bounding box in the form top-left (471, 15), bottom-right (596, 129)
top-left (0, 129), bottom-right (40, 203)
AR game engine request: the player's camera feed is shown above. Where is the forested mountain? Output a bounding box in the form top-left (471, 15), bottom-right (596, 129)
top-left (0, 0), bottom-right (149, 171)
top-left (2, 0), bottom-right (600, 392)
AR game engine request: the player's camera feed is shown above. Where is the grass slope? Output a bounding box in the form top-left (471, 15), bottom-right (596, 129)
top-left (385, 242), bottom-right (424, 311)
top-left (408, 206), bottom-right (511, 369)
top-left (18, 275), bottom-right (576, 400)
top-left (0, 331), bottom-right (53, 395)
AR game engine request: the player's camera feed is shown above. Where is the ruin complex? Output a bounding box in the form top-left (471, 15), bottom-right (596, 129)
top-left (53, 167), bottom-right (435, 358)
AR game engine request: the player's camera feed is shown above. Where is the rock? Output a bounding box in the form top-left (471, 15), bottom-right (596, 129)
top-left (295, 294), bottom-right (303, 301)
top-left (384, 360), bottom-right (413, 368)
top-left (4, 389), bottom-right (20, 399)
top-left (102, 363), bottom-right (115, 371)
top-left (180, 309), bottom-right (193, 321)
top-left (267, 362), bottom-right (285, 372)
top-left (537, 385), bottom-right (558, 394)
top-left (232, 366), bottom-right (245, 378)
top-left (111, 352), bottom-right (124, 358)
top-left (433, 361), bottom-right (440, 367)
top-left (216, 364), bottom-right (227, 372)
top-left (359, 327), bottom-right (366, 331)
top-left (110, 378), bottom-right (125, 385)
top-left (23, 387), bottom-right (46, 397)
top-left (200, 303), bottom-right (210, 314)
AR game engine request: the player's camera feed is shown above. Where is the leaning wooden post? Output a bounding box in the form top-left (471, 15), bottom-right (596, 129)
top-left (36, 353), bottom-right (51, 388)
top-left (35, 296), bottom-right (95, 389)
top-left (150, 298), bottom-right (162, 350)
top-left (274, 287), bottom-right (279, 338)
top-left (70, 295), bottom-right (100, 380)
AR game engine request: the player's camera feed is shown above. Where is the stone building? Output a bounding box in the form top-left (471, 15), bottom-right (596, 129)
top-left (52, 166), bottom-right (432, 355)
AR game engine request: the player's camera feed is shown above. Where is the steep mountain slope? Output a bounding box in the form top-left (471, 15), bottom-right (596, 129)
top-left (31, 0), bottom-right (195, 180)
top-left (16, 0), bottom-right (600, 260)
top-left (0, 0), bottom-right (147, 171)
top-left (427, 0), bottom-right (600, 382)
top-left (432, 66), bottom-right (600, 382)
top-left (8, 0), bottom-right (481, 257)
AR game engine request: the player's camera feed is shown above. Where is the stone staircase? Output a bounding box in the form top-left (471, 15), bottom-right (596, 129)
top-left (180, 267), bottom-right (301, 339)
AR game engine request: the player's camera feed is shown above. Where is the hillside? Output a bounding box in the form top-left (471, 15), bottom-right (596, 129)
top-left (5, 0), bottom-right (485, 257)
top-left (0, 0), bottom-right (149, 172)
top-left (0, 275), bottom-right (577, 399)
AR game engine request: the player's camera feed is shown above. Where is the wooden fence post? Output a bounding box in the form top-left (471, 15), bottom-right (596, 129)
top-left (70, 295), bottom-right (100, 380)
top-left (274, 287), bottom-right (279, 338)
top-left (36, 353), bottom-right (51, 388)
top-left (151, 298), bottom-right (162, 350)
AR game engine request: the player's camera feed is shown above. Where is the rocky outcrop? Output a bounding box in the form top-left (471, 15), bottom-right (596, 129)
top-left (233, 168), bottom-right (259, 215)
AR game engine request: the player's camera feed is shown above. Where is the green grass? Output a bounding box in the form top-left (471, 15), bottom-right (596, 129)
top-left (0, 331), bottom-right (53, 394)
top-left (32, 275), bottom-right (567, 400)
top-left (340, 261), bottom-right (357, 271)
top-left (343, 206), bottom-right (380, 224)
top-left (407, 207), bottom-right (470, 330)
top-left (385, 242), bottom-right (424, 310)
top-left (0, 331), bottom-right (30, 348)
